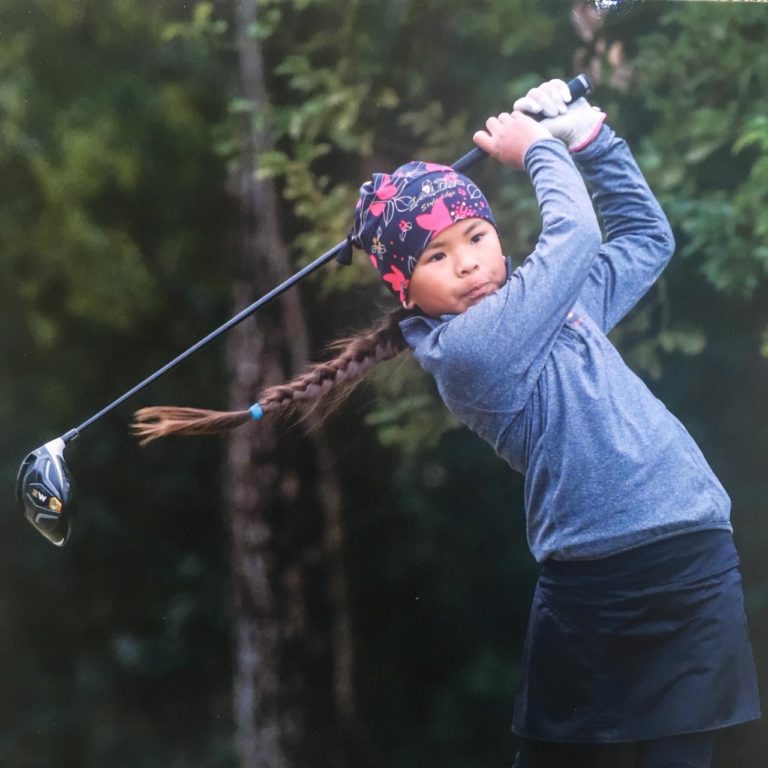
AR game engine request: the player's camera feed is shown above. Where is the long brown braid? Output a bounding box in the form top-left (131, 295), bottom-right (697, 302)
top-left (131, 307), bottom-right (411, 445)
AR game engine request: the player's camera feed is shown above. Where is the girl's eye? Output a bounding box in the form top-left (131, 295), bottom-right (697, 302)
top-left (426, 252), bottom-right (445, 263)
top-left (470, 232), bottom-right (485, 244)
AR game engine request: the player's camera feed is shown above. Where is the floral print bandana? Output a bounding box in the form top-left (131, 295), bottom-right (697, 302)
top-left (348, 162), bottom-right (496, 303)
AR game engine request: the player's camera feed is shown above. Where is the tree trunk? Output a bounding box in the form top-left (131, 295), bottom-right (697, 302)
top-left (226, 1), bottom-right (356, 765)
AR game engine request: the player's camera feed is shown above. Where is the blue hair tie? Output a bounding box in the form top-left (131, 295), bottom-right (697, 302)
top-left (249, 403), bottom-right (264, 421)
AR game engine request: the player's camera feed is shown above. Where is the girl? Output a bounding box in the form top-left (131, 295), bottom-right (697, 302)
top-left (134, 80), bottom-right (760, 767)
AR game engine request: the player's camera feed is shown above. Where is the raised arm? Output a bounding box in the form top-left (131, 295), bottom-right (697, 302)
top-left (572, 125), bottom-right (675, 333)
top-left (514, 79), bottom-right (676, 333)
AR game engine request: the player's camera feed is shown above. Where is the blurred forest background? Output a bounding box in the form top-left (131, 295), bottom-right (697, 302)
top-left (1, 0), bottom-right (768, 766)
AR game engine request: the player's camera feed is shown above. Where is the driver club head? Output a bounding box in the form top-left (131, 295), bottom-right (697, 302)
top-left (16, 438), bottom-right (76, 547)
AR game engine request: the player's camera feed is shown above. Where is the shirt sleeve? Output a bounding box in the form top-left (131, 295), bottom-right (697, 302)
top-left (571, 125), bottom-right (676, 334)
top-left (408, 138), bottom-right (602, 413)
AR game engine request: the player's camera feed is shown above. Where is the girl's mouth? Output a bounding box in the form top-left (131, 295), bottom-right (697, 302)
top-left (463, 282), bottom-right (491, 300)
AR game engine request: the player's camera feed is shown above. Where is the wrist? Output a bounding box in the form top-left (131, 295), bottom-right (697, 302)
top-left (523, 136), bottom-right (571, 174)
top-left (569, 113), bottom-right (607, 153)
top-left (570, 122), bottom-right (616, 165)
top-left (515, 135), bottom-right (553, 167)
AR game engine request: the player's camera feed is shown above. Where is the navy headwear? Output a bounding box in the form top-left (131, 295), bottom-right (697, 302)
top-left (346, 161), bottom-right (495, 303)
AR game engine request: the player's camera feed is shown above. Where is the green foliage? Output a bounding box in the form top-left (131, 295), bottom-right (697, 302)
top-left (22, 109), bottom-right (153, 334)
top-left (0, 0), bottom-right (230, 345)
top-left (633, 3), bottom-right (768, 299)
top-left (761, 328), bottom-right (768, 359)
top-left (0, 1), bottom-right (233, 765)
top-left (3, 1), bottom-right (768, 766)
top-left (364, 357), bottom-right (460, 454)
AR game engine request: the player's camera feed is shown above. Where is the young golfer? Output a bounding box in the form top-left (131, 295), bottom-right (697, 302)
top-left (134, 79), bottom-right (760, 767)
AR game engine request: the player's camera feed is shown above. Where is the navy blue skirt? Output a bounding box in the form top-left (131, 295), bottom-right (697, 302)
top-left (512, 529), bottom-right (761, 743)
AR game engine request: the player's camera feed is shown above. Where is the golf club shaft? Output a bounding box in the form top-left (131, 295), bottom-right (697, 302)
top-left (61, 245), bottom-right (341, 442)
top-left (61, 73), bottom-right (590, 444)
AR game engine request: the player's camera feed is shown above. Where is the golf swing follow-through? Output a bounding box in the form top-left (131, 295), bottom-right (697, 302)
top-left (16, 74), bottom-right (590, 549)
top-left (17, 70), bottom-right (761, 766)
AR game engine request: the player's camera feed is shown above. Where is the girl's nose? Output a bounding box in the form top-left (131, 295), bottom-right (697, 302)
top-left (455, 249), bottom-right (479, 275)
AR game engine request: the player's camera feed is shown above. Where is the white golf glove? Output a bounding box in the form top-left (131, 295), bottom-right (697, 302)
top-left (513, 79), bottom-right (606, 152)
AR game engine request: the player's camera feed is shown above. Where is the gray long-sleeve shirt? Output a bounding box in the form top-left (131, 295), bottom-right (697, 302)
top-left (399, 126), bottom-right (731, 562)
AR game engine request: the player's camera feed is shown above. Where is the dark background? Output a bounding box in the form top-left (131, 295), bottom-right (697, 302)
top-left (1, 1), bottom-right (767, 765)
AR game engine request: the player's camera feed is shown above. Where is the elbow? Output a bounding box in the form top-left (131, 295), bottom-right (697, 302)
top-left (581, 214), bottom-right (603, 257)
top-left (577, 204), bottom-right (603, 254)
top-left (664, 222), bottom-right (676, 259)
top-left (654, 217), bottom-right (676, 265)
top-left (588, 221), bottom-right (604, 255)
top-left (608, 212), bottom-right (676, 267)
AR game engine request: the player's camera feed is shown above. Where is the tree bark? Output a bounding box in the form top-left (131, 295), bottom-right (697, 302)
top-left (227, 1), bottom-right (356, 765)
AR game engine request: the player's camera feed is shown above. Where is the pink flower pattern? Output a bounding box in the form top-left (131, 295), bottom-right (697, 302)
top-left (351, 161), bottom-right (495, 301)
top-left (382, 264), bottom-right (410, 303)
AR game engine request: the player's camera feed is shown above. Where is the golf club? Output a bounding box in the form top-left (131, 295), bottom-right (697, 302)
top-left (17, 74), bottom-right (591, 546)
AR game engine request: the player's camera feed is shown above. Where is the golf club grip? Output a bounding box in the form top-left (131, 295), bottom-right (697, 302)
top-left (451, 74), bottom-right (590, 173)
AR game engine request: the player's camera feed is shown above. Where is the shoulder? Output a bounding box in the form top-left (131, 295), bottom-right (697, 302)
top-left (399, 312), bottom-right (457, 370)
top-left (399, 285), bottom-right (512, 369)
top-left (399, 312), bottom-right (446, 349)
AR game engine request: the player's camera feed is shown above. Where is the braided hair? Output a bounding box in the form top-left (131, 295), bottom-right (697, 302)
top-left (133, 161), bottom-right (494, 444)
top-left (132, 308), bottom-right (409, 444)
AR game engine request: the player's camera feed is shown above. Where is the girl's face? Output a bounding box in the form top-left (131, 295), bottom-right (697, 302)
top-left (405, 217), bottom-right (506, 317)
